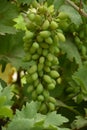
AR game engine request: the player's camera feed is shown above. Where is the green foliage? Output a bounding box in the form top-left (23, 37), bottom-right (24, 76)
top-left (1, 0), bottom-right (87, 130)
top-left (5, 101), bottom-right (69, 130)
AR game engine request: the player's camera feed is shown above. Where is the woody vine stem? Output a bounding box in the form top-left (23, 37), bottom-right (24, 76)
top-left (66, 0), bottom-right (87, 18)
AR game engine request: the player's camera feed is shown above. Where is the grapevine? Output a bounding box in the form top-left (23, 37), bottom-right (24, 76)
top-left (23, 0), bottom-right (65, 113)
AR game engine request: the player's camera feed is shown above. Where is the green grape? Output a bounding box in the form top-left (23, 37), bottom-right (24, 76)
top-left (37, 35), bottom-right (43, 42)
top-left (28, 65), bottom-right (37, 74)
top-left (43, 75), bottom-right (52, 84)
top-left (50, 21), bottom-right (58, 30)
top-left (81, 45), bottom-right (86, 56)
top-left (38, 95), bottom-right (44, 102)
top-left (57, 77), bottom-right (62, 84)
top-left (48, 96), bottom-right (56, 104)
top-left (27, 85), bottom-right (34, 93)
top-left (23, 30), bottom-right (34, 40)
top-left (58, 12), bottom-right (68, 19)
top-left (38, 63), bottom-right (44, 72)
top-left (32, 42), bottom-right (39, 49)
top-left (32, 54), bottom-right (39, 60)
top-left (40, 43), bottom-right (49, 49)
top-left (38, 71), bottom-right (43, 77)
top-left (50, 70), bottom-right (60, 78)
top-left (36, 83), bottom-right (44, 94)
top-left (32, 90), bottom-right (37, 100)
top-left (39, 103), bottom-right (47, 114)
top-left (28, 13), bottom-right (35, 21)
top-left (37, 48), bottom-right (42, 55)
top-left (35, 14), bottom-right (42, 25)
top-left (48, 102), bottom-right (55, 111)
top-left (34, 79), bottom-right (39, 87)
top-left (47, 83), bottom-right (55, 90)
top-left (42, 19), bottom-right (50, 30)
top-left (42, 49), bottom-right (48, 56)
top-left (32, 0), bottom-right (39, 8)
top-left (57, 32), bottom-right (66, 42)
top-left (43, 90), bottom-right (50, 99)
top-left (45, 37), bottom-right (53, 45)
top-left (31, 72), bottom-right (38, 81)
top-left (39, 31), bottom-right (51, 38)
top-left (47, 53), bottom-right (53, 62)
top-left (39, 56), bottom-right (45, 64)
top-left (44, 66), bottom-right (50, 72)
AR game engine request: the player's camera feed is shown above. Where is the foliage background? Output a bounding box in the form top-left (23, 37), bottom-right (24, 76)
top-left (0, 0), bottom-right (87, 130)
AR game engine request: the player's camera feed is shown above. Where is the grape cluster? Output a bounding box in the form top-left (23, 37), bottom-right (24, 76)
top-left (23, 0), bottom-right (65, 113)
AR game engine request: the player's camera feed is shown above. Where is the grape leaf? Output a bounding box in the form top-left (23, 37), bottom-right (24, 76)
top-left (15, 101), bottom-right (40, 119)
top-left (53, 0), bottom-right (65, 10)
top-left (13, 15), bottom-right (26, 30)
top-left (60, 39), bottom-right (82, 65)
top-left (0, 0), bottom-right (18, 34)
top-left (59, 5), bottom-right (82, 25)
top-left (72, 65), bottom-right (87, 95)
top-left (71, 116), bottom-right (87, 129)
top-left (44, 111), bottom-right (69, 127)
top-left (0, 84), bottom-right (14, 118)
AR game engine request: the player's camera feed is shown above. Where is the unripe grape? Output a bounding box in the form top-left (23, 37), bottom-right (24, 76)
top-left (32, 54), bottom-right (39, 60)
top-left (28, 65), bottom-right (37, 74)
top-left (32, 0), bottom-right (39, 8)
top-left (43, 90), bottom-right (49, 99)
top-left (40, 43), bottom-right (49, 49)
top-left (47, 53), bottom-right (53, 62)
top-left (23, 30), bottom-right (34, 40)
top-left (39, 56), bottom-right (45, 64)
top-left (39, 31), bottom-right (51, 38)
top-left (38, 71), bottom-right (43, 77)
top-left (38, 95), bottom-right (44, 102)
top-left (28, 13), bottom-right (35, 21)
top-left (45, 60), bottom-right (52, 67)
top-left (32, 90), bottom-right (37, 100)
top-left (35, 14), bottom-right (42, 25)
top-left (45, 37), bottom-right (53, 44)
top-left (32, 42), bottom-right (39, 49)
top-left (48, 102), bottom-right (55, 111)
top-left (37, 35), bottom-right (43, 42)
top-left (43, 75), bottom-right (52, 84)
top-left (38, 6), bottom-right (47, 14)
top-left (50, 70), bottom-right (60, 78)
top-left (38, 63), bottom-right (44, 72)
top-left (57, 32), bottom-right (66, 42)
top-left (37, 48), bottom-right (42, 55)
top-left (27, 85), bottom-right (34, 93)
top-left (50, 21), bottom-right (58, 30)
top-left (31, 72), bottom-right (38, 81)
top-left (57, 77), bottom-right (62, 84)
top-left (47, 83), bottom-right (55, 90)
top-left (34, 79), bottom-right (39, 87)
top-left (39, 103), bottom-right (47, 114)
top-left (44, 66), bottom-right (50, 72)
top-left (36, 83), bottom-right (44, 94)
top-left (42, 20), bottom-right (50, 30)
top-left (58, 12), bottom-right (68, 19)
top-left (48, 96), bottom-right (56, 104)
top-left (42, 49), bottom-right (48, 56)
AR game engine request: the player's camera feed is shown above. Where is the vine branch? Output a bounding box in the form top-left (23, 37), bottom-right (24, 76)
top-left (66, 0), bottom-right (87, 18)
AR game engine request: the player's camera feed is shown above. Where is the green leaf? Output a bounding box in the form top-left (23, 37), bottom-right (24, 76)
top-left (0, 106), bottom-right (13, 118)
top-left (59, 5), bottom-right (82, 25)
top-left (7, 118), bottom-right (34, 130)
top-left (0, 0), bottom-right (18, 34)
top-left (72, 65), bottom-right (87, 95)
top-left (53, 0), bottom-right (65, 10)
top-left (44, 111), bottom-right (69, 127)
top-left (71, 116), bottom-right (87, 129)
top-left (60, 39), bottom-right (82, 65)
top-left (15, 101), bottom-right (40, 119)
top-left (13, 15), bottom-right (26, 30)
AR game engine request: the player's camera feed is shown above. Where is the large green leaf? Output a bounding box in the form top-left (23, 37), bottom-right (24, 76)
top-left (60, 39), bottom-right (82, 65)
top-left (0, 0), bottom-right (18, 34)
top-left (59, 5), bottom-right (82, 25)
